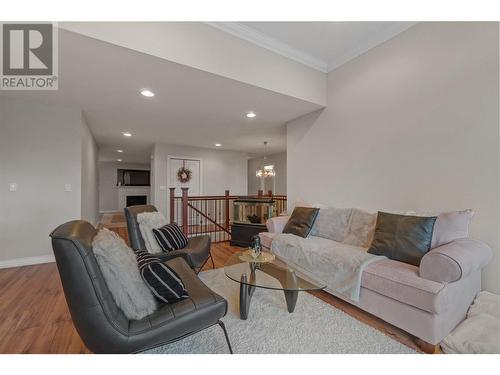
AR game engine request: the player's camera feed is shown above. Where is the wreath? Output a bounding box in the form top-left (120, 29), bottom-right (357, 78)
top-left (177, 166), bottom-right (192, 183)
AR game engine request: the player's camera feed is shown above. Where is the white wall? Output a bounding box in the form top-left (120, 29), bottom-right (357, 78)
top-left (248, 152), bottom-right (287, 195)
top-left (98, 161), bottom-right (150, 212)
top-left (60, 22), bottom-right (327, 106)
top-left (152, 143), bottom-right (248, 218)
top-left (287, 22), bottom-right (500, 293)
top-left (81, 116), bottom-right (99, 225)
top-left (0, 97), bottom-right (83, 266)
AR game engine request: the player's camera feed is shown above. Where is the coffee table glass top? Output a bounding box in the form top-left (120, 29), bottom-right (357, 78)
top-left (224, 250), bottom-right (326, 292)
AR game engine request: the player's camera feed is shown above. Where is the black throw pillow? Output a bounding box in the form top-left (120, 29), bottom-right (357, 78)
top-left (136, 251), bottom-right (189, 303)
top-left (152, 223), bottom-right (188, 252)
top-left (368, 212), bottom-right (437, 266)
top-left (283, 207), bottom-right (320, 238)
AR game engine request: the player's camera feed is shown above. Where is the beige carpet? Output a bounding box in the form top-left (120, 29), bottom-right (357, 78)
top-left (145, 268), bottom-right (417, 354)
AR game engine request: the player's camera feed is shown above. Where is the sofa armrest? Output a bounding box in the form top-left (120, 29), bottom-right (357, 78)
top-left (419, 238), bottom-right (492, 283)
top-left (266, 215), bottom-right (290, 234)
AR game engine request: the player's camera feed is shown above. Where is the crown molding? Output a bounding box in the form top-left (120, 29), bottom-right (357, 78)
top-left (208, 22), bottom-right (418, 74)
top-left (206, 22), bottom-right (328, 73)
top-left (327, 22), bottom-right (418, 72)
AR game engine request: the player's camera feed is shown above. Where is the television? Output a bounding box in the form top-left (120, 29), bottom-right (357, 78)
top-left (117, 169), bottom-right (150, 186)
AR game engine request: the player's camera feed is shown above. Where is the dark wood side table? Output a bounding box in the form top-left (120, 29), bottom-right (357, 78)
top-left (230, 223), bottom-right (267, 247)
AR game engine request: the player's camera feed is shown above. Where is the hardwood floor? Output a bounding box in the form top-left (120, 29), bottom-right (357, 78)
top-left (0, 242), bottom-right (234, 354)
top-left (0, 261), bottom-right (90, 353)
top-left (0, 219), bottom-right (426, 353)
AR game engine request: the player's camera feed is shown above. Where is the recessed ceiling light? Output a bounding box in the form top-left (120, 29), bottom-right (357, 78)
top-left (140, 89), bottom-right (155, 97)
top-left (122, 132), bottom-right (132, 137)
top-left (246, 111), bottom-right (256, 118)
top-left (117, 149), bottom-right (123, 153)
top-left (117, 159), bottom-right (122, 162)
top-left (215, 143), bottom-right (222, 147)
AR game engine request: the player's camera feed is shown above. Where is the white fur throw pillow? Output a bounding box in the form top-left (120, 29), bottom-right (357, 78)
top-left (343, 208), bottom-right (377, 248)
top-left (92, 228), bottom-right (157, 320)
top-left (137, 211), bottom-right (167, 254)
top-left (310, 207), bottom-right (352, 242)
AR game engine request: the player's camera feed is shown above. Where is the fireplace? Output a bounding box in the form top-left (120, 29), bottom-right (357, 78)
top-left (126, 195), bottom-right (147, 207)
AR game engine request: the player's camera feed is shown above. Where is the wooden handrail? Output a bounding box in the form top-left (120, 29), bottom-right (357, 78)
top-left (173, 195), bottom-right (241, 200)
top-left (170, 194), bottom-right (287, 201)
top-left (168, 187), bottom-right (287, 241)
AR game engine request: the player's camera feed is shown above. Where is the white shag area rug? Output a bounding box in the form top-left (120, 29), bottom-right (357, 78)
top-left (145, 268), bottom-right (416, 354)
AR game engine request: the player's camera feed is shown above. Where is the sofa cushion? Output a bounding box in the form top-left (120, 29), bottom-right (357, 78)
top-left (283, 207), bottom-right (320, 238)
top-left (362, 259), bottom-right (446, 314)
top-left (259, 232), bottom-right (277, 250)
top-left (343, 208), bottom-right (377, 248)
top-left (368, 212), bottom-right (437, 266)
top-left (310, 207), bottom-right (352, 242)
top-left (271, 234), bottom-right (378, 301)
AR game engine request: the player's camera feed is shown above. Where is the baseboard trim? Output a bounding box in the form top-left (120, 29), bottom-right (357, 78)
top-left (0, 255), bottom-right (55, 269)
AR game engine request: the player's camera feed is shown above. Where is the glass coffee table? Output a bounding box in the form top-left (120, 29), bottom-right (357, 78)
top-left (224, 250), bottom-right (326, 320)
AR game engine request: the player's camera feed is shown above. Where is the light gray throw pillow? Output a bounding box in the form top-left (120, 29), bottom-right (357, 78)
top-left (92, 228), bottom-right (157, 320)
top-left (407, 209), bottom-right (474, 249)
top-left (343, 208), bottom-right (377, 248)
top-left (310, 207), bottom-right (352, 242)
top-left (431, 210), bottom-right (473, 248)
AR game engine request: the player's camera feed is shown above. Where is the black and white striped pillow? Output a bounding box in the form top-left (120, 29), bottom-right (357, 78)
top-left (152, 223), bottom-right (188, 252)
top-left (136, 251), bottom-right (189, 303)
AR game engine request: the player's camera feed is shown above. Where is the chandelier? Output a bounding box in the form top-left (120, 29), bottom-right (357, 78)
top-left (256, 141), bottom-right (276, 178)
top-left (256, 165), bottom-right (276, 178)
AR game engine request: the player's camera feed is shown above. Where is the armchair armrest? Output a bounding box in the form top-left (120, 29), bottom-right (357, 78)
top-left (266, 215), bottom-right (290, 234)
top-left (419, 238), bottom-right (492, 283)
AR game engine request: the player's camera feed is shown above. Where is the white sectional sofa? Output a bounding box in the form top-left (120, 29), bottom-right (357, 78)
top-left (259, 208), bottom-right (492, 352)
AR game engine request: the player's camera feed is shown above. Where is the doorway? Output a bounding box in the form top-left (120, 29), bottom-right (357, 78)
top-left (168, 156), bottom-right (202, 196)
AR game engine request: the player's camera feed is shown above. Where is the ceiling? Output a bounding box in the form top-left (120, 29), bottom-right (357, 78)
top-left (0, 29), bottom-right (322, 163)
top-left (212, 22), bottom-right (416, 72)
top-left (1, 23), bottom-right (416, 163)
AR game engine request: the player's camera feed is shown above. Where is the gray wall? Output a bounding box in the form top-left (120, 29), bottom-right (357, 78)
top-left (98, 161), bottom-right (150, 212)
top-left (0, 97), bottom-right (83, 265)
top-left (152, 143), bottom-right (248, 219)
top-left (81, 116), bottom-right (99, 225)
top-left (248, 152), bottom-right (287, 195)
top-left (286, 22), bottom-right (499, 293)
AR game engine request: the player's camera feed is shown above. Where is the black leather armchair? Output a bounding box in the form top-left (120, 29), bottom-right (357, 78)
top-left (50, 220), bottom-right (232, 354)
top-left (124, 205), bottom-right (214, 273)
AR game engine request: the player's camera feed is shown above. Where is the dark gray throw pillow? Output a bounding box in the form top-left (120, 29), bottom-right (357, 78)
top-left (368, 212), bottom-right (437, 266)
top-left (283, 207), bottom-right (320, 238)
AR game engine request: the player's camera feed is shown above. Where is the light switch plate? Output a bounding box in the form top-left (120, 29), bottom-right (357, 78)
top-left (9, 183), bottom-right (17, 192)
top-left (64, 183), bottom-right (72, 192)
